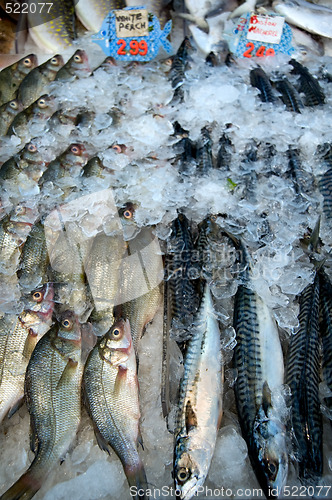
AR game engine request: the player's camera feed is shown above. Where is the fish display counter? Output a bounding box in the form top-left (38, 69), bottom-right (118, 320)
top-left (0, 1), bottom-right (332, 500)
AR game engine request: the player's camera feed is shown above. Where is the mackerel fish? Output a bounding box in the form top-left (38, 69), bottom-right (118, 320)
top-left (232, 237), bottom-right (288, 498)
top-left (286, 272), bottom-right (323, 485)
top-left (319, 269), bottom-right (332, 418)
top-left (83, 318), bottom-right (148, 499)
top-left (0, 283), bottom-right (54, 424)
top-left (174, 283), bottom-right (223, 500)
top-left (75, 0), bottom-right (126, 33)
top-left (0, 311), bottom-right (84, 500)
top-left (273, 0), bottom-right (332, 39)
top-left (0, 54), bottom-right (37, 106)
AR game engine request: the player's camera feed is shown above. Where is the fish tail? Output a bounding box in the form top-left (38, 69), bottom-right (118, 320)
top-left (124, 461), bottom-right (149, 499)
top-left (0, 471), bottom-right (41, 500)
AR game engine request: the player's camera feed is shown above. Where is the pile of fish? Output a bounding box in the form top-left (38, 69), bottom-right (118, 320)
top-left (0, 14), bottom-right (332, 500)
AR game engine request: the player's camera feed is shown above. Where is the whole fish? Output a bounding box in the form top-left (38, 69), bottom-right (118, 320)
top-left (0, 99), bottom-right (24, 136)
top-left (6, 94), bottom-right (57, 139)
top-left (85, 231), bottom-right (127, 336)
top-left (289, 59), bottom-right (325, 107)
top-left (0, 311), bottom-right (83, 500)
top-left (0, 54), bottom-right (37, 106)
top-left (285, 273), bottom-right (322, 485)
top-left (0, 283), bottom-right (54, 424)
top-left (250, 67), bottom-right (276, 103)
top-left (232, 237), bottom-right (288, 498)
top-left (287, 147), bottom-right (315, 197)
top-left (274, 77), bottom-right (304, 113)
top-left (174, 283), bottom-right (223, 500)
top-left (18, 221), bottom-right (49, 292)
top-left (75, 0), bottom-right (126, 32)
top-left (54, 49), bottom-right (91, 82)
top-left (27, 0), bottom-right (76, 53)
top-left (273, 0), bottom-right (332, 39)
top-left (17, 54), bottom-right (64, 107)
top-left (83, 318), bottom-right (148, 499)
top-left (116, 226), bottom-right (162, 351)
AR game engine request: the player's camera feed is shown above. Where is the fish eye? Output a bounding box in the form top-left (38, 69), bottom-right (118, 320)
top-left (71, 145), bottom-right (80, 154)
top-left (15, 205), bottom-right (26, 215)
top-left (38, 98), bottom-right (47, 108)
top-left (112, 144), bottom-right (122, 153)
top-left (32, 291), bottom-right (43, 302)
top-left (23, 57), bottom-right (33, 67)
top-left (62, 318), bottom-right (72, 329)
top-left (27, 143), bottom-right (37, 152)
top-left (74, 54), bottom-right (82, 63)
top-left (177, 467), bottom-right (190, 483)
top-left (51, 57), bottom-right (59, 65)
top-left (10, 100), bottom-right (18, 109)
top-left (112, 327), bottom-right (121, 338)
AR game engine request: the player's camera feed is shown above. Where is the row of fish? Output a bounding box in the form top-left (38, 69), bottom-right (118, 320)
top-left (0, 30), bottom-right (331, 500)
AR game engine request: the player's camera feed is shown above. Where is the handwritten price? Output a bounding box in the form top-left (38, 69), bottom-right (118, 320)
top-left (117, 39), bottom-right (148, 56)
top-left (243, 42), bottom-right (275, 58)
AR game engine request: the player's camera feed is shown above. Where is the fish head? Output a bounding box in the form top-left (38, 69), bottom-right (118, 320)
top-left (47, 54), bottom-right (65, 71)
top-left (19, 283), bottom-right (54, 335)
top-left (174, 438), bottom-right (210, 500)
top-left (102, 318), bottom-right (132, 353)
top-left (34, 94), bottom-right (57, 116)
top-left (57, 310), bottom-right (82, 343)
top-left (70, 49), bottom-right (91, 76)
top-left (8, 99), bottom-right (24, 113)
top-left (253, 415), bottom-right (288, 497)
top-left (63, 143), bottom-right (89, 168)
top-left (18, 53), bottom-right (38, 73)
top-left (119, 202), bottom-right (139, 240)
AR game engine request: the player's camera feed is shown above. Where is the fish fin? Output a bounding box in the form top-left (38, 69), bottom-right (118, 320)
top-left (15, 12), bottom-right (28, 54)
top-left (137, 430), bottom-right (144, 451)
top-left (124, 461), bottom-right (149, 500)
top-left (262, 381), bottom-right (272, 417)
top-left (22, 329), bottom-right (38, 359)
top-left (7, 396), bottom-right (24, 419)
top-left (0, 471), bottom-right (41, 500)
top-left (94, 426), bottom-right (111, 455)
top-left (185, 399), bottom-right (198, 434)
top-left (56, 358), bottom-right (78, 390)
top-left (29, 422), bottom-right (38, 454)
top-left (113, 364), bottom-right (128, 397)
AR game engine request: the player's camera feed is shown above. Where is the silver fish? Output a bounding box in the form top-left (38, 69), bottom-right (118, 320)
top-left (273, 0), bottom-right (332, 39)
top-left (174, 283), bottom-right (223, 500)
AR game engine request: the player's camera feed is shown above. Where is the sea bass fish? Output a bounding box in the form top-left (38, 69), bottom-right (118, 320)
top-left (0, 283), bottom-right (54, 424)
top-left (17, 54), bottom-right (64, 107)
top-left (286, 272), bottom-right (323, 485)
top-left (0, 311), bottom-right (83, 500)
top-left (273, 0), bottom-right (332, 39)
top-left (0, 54), bottom-right (37, 106)
top-left (83, 318), bottom-right (148, 499)
top-left (174, 283), bottom-right (223, 500)
top-left (232, 237), bottom-right (288, 498)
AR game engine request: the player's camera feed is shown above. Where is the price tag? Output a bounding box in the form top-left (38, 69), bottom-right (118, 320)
top-left (92, 6), bottom-right (172, 62)
top-left (224, 12), bottom-right (294, 59)
top-left (247, 15), bottom-right (284, 44)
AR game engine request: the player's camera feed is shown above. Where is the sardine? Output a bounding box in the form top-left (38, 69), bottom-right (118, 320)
top-left (174, 283), bottom-right (223, 500)
top-left (17, 54), bottom-right (64, 107)
top-left (273, 0), bottom-right (332, 39)
top-left (289, 59), bottom-right (325, 107)
top-left (27, 0), bottom-right (76, 53)
top-left (0, 311), bottom-right (83, 500)
top-left (250, 67), bottom-right (276, 103)
top-left (0, 283), bottom-right (54, 424)
top-left (55, 49), bottom-right (91, 82)
top-left (233, 238), bottom-right (288, 498)
top-left (0, 54), bottom-right (38, 106)
top-left (83, 318), bottom-right (148, 499)
top-left (6, 94), bottom-right (57, 139)
top-left (285, 273), bottom-right (322, 485)
top-left (0, 99), bottom-right (24, 136)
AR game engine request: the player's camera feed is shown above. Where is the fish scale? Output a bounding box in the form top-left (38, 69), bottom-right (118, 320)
top-left (290, 59), bottom-right (325, 107)
top-left (285, 272), bottom-right (322, 484)
top-left (320, 271), bottom-right (332, 395)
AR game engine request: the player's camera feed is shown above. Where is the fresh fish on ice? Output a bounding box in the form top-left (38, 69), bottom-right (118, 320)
top-left (174, 283), bottom-right (223, 500)
top-left (54, 49), bottom-right (91, 82)
top-left (289, 59), bottom-right (326, 107)
top-left (0, 99), bottom-right (24, 136)
top-left (83, 318), bottom-right (148, 499)
top-left (0, 54), bottom-right (37, 106)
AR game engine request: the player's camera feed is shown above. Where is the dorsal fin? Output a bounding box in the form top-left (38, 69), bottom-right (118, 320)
top-left (185, 399), bottom-right (197, 434)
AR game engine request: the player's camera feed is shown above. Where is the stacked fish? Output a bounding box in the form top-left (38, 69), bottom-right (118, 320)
top-left (0, 27), bottom-right (331, 500)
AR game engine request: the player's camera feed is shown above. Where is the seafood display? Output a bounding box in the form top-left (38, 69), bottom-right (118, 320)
top-left (0, 1), bottom-right (332, 500)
